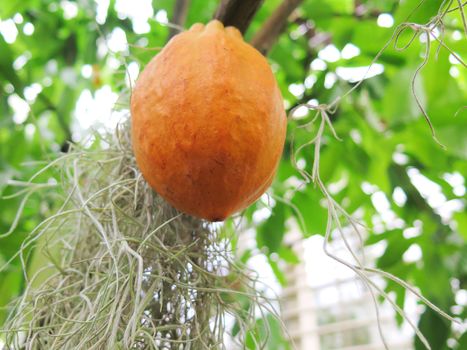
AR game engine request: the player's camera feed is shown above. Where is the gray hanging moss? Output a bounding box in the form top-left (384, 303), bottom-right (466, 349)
top-left (2, 122), bottom-right (278, 349)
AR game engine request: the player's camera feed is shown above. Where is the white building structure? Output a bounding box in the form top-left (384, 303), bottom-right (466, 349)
top-left (280, 231), bottom-right (417, 350)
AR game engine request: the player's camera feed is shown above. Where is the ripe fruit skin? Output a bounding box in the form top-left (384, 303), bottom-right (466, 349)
top-left (131, 20), bottom-right (287, 221)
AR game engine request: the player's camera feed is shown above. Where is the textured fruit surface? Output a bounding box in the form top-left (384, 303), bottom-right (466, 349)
top-left (131, 20), bottom-right (287, 221)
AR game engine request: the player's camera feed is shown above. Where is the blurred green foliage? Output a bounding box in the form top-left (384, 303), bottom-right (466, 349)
top-left (0, 0), bottom-right (466, 348)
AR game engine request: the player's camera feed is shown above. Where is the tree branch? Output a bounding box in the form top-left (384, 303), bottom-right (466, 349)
top-left (168, 0), bottom-right (191, 40)
top-left (214, 0), bottom-right (264, 34)
top-left (251, 0), bottom-right (303, 55)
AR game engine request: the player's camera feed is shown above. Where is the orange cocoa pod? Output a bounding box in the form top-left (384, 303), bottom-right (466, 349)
top-left (131, 20), bottom-right (287, 221)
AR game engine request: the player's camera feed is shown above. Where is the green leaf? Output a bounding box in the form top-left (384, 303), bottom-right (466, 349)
top-left (278, 246), bottom-right (300, 264)
top-left (381, 67), bottom-right (424, 126)
top-left (436, 125), bottom-right (467, 159)
top-left (291, 189), bottom-right (327, 237)
top-left (453, 212), bottom-right (467, 240)
top-left (0, 267), bottom-right (22, 324)
top-left (246, 314), bottom-right (291, 350)
top-left (257, 203), bottom-right (287, 253)
top-left (303, 0), bottom-right (354, 18)
top-left (365, 0), bottom-right (399, 13)
top-left (0, 0), bottom-right (27, 18)
top-left (414, 308), bottom-right (449, 350)
top-left (394, 0), bottom-right (444, 24)
top-left (457, 333), bottom-right (467, 349)
top-left (377, 232), bottom-right (416, 269)
top-left (240, 249), bottom-right (252, 264)
top-left (366, 229), bottom-right (402, 245)
top-left (268, 257), bottom-right (287, 286)
top-left (366, 143), bottom-right (393, 194)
